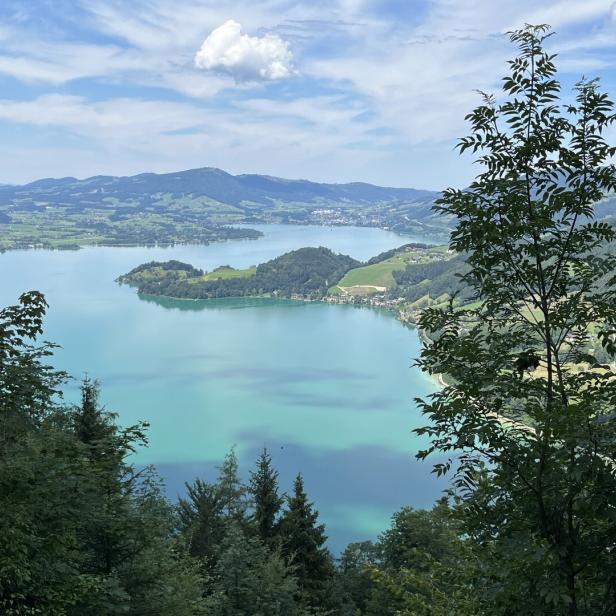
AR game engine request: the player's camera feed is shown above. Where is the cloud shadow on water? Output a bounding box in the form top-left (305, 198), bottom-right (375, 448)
top-left (154, 441), bottom-right (450, 553)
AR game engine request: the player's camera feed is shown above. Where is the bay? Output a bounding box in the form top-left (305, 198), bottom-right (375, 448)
top-left (0, 224), bottom-right (444, 550)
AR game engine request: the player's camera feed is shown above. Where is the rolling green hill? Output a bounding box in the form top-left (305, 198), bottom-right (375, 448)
top-left (201, 265), bottom-right (257, 281)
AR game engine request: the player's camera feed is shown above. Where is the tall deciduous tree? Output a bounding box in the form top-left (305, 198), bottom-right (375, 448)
top-left (0, 291), bottom-right (65, 444)
top-left (416, 25), bottom-right (616, 614)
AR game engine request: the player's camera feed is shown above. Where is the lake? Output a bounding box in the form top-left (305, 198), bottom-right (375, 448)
top-left (0, 224), bottom-right (444, 550)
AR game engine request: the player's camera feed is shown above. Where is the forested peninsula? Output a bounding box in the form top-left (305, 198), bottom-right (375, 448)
top-left (119, 247), bottom-right (361, 299)
top-left (117, 243), bottom-right (468, 323)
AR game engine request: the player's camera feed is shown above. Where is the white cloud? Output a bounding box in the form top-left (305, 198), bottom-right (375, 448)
top-left (194, 19), bottom-right (295, 82)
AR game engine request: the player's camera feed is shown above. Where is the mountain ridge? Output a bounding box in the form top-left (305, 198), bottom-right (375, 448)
top-left (0, 166), bottom-right (439, 209)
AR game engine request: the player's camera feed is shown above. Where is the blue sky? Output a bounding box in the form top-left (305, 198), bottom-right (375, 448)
top-left (0, 0), bottom-right (615, 189)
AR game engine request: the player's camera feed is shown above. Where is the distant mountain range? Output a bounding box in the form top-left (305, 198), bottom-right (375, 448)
top-left (2, 166), bottom-right (616, 251)
top-left (0, 167), bottom-right (449, 249)
top-left (0, 167), bottom-right (439, 210)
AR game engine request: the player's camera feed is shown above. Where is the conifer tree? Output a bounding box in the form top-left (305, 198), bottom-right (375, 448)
top-left (178, 448), bottom-right (250, 575)
top-left (249, 448), bottom-right (283, 544)
top-left (178, 477), bottom-right (227, 574)
top-left (204, 522), bottom-right (298, 616)
top-left (279, 474), bottom-right (333, 609)
top-left (73, 376), bottom-right (112, 444)
top-left (217, 447), bottom-right (250, 522)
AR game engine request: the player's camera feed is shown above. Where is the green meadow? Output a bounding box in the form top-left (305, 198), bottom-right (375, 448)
top-left (199, 265), bottom-right (257, 281)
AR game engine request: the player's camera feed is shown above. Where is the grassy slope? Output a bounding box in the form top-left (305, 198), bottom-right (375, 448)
top-left (337, 254), bottom-right (411, 288)
top-left (120, 265), bottom-right (256, 286)
top-left (331, 246), bottom-right (451, 295)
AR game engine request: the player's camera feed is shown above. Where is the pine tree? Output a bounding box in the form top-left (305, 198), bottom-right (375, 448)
top-left (279, 474), bottom-right (333, 609)
top-left (204, 522), bottom-right (298, 616)
top-left (217, 447), bottom-right (249, 521)
top-left (178, 477), bottom-right (227, 574)
top-left (72, 376), bottom-right (120, 468)
top-left (74, 377), bottom-right (109, 442)
top-left (178, 448), bottom-right (250, 575)
top-left (249, 448), bottom-right (283, 544)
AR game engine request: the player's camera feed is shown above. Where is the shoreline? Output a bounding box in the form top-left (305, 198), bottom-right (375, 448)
top-left (0, 221), bottom-right (448, 254)
top-left (0, 230), bottom-right (265, 254)
top-left (128, 286), bottom-right (450, 389)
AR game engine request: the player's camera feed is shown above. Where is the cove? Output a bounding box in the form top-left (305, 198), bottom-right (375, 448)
top-left (0, 224), bottom-right (445, 550)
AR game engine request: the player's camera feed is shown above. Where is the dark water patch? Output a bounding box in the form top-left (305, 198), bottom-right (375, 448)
top-left (206, 365), bottom-right (373, 383)
top-left (155, 443), bottom-right (449, 553)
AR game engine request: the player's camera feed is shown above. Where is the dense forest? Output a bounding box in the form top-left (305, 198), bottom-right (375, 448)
top-left (119, 247), bottom-right (360, 299)
top-left (392, 253), bottom-right (469, 303)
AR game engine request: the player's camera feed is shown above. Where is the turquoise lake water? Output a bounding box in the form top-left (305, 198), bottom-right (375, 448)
top-left (0, 224), bottom-right (444, 550)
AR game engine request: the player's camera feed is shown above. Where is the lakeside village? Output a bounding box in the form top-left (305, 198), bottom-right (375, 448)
top-left (285, 287), bottom-right (426, 328)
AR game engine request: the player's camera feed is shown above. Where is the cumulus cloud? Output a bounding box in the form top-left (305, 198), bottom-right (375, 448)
top-left (194, 19), bottom-right (295, 82)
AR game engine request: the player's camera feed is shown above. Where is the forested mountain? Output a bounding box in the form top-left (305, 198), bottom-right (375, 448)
top-left (4, 165), bottom-right (616, 251)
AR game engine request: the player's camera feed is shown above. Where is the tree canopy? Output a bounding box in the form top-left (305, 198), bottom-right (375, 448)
top-left (416, 24), bottom-right (616, 614)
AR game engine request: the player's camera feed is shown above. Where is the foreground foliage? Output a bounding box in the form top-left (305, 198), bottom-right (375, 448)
top-left (416, 25), bottom-right (616, 614)
top-left (0, 292), bottom-right (205, 615)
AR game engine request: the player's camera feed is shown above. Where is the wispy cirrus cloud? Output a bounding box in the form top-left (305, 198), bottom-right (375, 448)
top-left (0, 0), bottom-right (615, 188)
